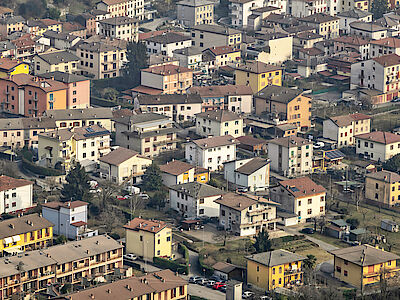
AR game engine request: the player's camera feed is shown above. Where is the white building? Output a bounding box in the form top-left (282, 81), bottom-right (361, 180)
top-left (215, 193), bottom-right (279, 236)
top-left (98, 16), bottom-right (139, 42)
top-left (173, 47), bottom-right (203, 70)
top-left (355, 131), bottom-right (400, 161)
top-left (195, 110), bottom-right (243, 138)
top-left (270, 176), bottom-right (326, 223)
top-left (290, 0), bottom-right (327, 17)
top-left (337, 9), bottom-right (372, 34)
top-left (223, 157), bottom-right (270, 192)
top-left (144, 32), bottom-right (192, 57)
top-left (169, 182), bottom-right (225, 218)
top-left (177, 0), bottom-right (214, 27)
top-left (267, 136), bottom-right (313, 177)
top-left (42, 200), bottom-right (98, 240)
top-left (185, 135), bottom-right (238, 171)
top-left (96, 0), bottom-right (144, 20)
top-left (322, 113), bottom-right (371, 147)
top-left (349, 22), bottom-right (387, 40)
top-left (229, 0), bottom-right (264, 28)
top-left (0, 175), bottom-right (33, 215)
top-left (369, 37), bottom-right (400, 58)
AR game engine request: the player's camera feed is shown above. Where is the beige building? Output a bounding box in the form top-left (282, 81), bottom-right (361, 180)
top-left (254, 33), bottom-right (293, 65)
top-left (114, 113), bottom-right (178, 157)
top-left (124, 218), bottom-right (172, 261)
top-left (96, 0), bottom-right (144, 20)
top-left (270, 176), bottom-right (326, 223)
top-left (190, 24), bottom-right (242, 50)
top-left (98, 16), bottom-right (139, 42)
top-left (365, 170), bottom-right (400, 207)
top-left (177, 0), bottom-right (214, 27)
top-left (268, 136), bottom-right (313, 177)
top-left (195, 109), bottom-right (243, 138)
top-left (323, 113), bottom-right (371, 147)
top-left (99, 146), bottom-right (152, 184)
top-left (32, 50), bottom-right (80, 75)
top-left (298, 13), bottom-right (340, 39)
top-left (0, 15), bottom-right (25, 36)
top-left (355, 131), bottom-right (400, 162)
top-left (74, 39), bottom-right (127, 79)
top-left (215, 193), bottom-right (279, 236)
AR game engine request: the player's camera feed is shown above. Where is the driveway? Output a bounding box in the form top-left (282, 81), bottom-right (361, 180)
top-left (282, 226), bottom-right (339, 251)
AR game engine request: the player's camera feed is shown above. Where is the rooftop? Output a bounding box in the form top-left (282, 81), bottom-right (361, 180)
top-left (72, 124), bottom-right (110, 140)
top-left (35, 50), bottom-right (79, 65)
top-left (0, 57), bottom-right (27, 71)
top-left (279, 176), bottom-right (326, 198)
top-left (215, 192), bottom-right (278, 211)
top-left (6, 74), bottom-right (67, 93)
top-left (237, 135), bottom-right (267, 146)
top-left (138, 94), bottom-right (202, 105)
top-left (0, 213), bottom-right (54, 240)
top-left (189, 85), bottom-right (253, 97)
top-left (299, 13), bottom-right (339, 24)
top-left (195, 109), bottom-right (241, 122)
top-left (329, 113), bottom-right (370, 127)
top-left (372, 53), bottom-right (400, 66)
top-left (192, 24), bottom-right (241, 36)
top-left (366, 170), bottom-right (400, 183)
top-left (170, 182), bottom-right (225, 198)
top-left (235, 61), bottom-right (282, 74)
top-left (98, 16), bottom-right (138, 26)
top-left (38, 71), bottom-right (89, 83)
top-left (329, 244), bottom-right (400, 266)
top-left (0, 175), bottom-right (33, 192)
top-left (191, 135), bottom-right (239, 149)
top-left (255, 86), bottom-right (304, 103)
top-left (141, 64), bottom-right (192, 75)
top-left (113, 112), bottom-right (170, 126)
top-left (42, 200), bottom-right (89, 210)
top-left (99, 147), bottom-right (150, 166)
top-left (159, 160), bottom-right (195, 176)
top-left (246, 249), bottom-right (305, 267)
top-left (124, 218), bottom-right (169, 234)
top-left (355, 131), bottom-right (400, 144)
top-left (235, 157), bottom-right (270, 175)
top-left (337, 8), bottom-right (372, 18)
top-left (370, 37), bottom-right (400, 48)
top-left (144, 32), bottom-right (191, 44)
top-left (44, 108), bottom-right (113, 121)
top-left (333, 35), bottom-right (370, 46)
top-left (206, 45), bottom-right (240, 56)
top-left (349, 21), bottom-right (387, 32)
top-left (268, 136), bottom-right (312, 147)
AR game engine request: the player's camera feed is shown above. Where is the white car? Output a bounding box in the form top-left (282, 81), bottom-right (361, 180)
top-left (242, 291), bottom-right (255, 299)
top-left (138, 193), bottom-right (149, 200)
top-left (124, 254), bottom-right (137, 261)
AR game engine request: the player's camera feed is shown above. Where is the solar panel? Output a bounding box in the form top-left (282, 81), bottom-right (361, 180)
top-left (86, 127), bottom-right (95, 133)
top-left (290, 186), bottom-right (300, 192)
top-left (325, 149), bottom-right (345, 160)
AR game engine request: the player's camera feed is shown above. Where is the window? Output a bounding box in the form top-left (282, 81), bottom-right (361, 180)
top-left (222, 210), bottom-right (225, 216)
top-left (167, 236), bottom-right (171, 242)
top-left (272, 268), bottom-right (275, 274)
top-left (308, 199), bottom-right (312, 205)
top-left (307, 209), bottom-right (312, 215)
top-left (344, 270), bottom-right (348, 276)
top-left (336, 266), bottom-right (341, 273)
top-left (199, 209), bottom-right (204, 214)
top-left (140, 236), bottom-right (143, 241)
top-left (320, 206), bottom-right (324, 212)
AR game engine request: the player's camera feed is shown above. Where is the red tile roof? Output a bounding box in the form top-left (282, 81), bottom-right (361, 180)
top-left (207, 46), bottom-right (239, 56)
top-left (279, 176), bottom-right (326, 198)
top-left (130, 85), bottom-right (163, 95)
top-left (159, 160), bottom-right (195, 176)
top-left (138, 30), bottom-right (167, 40)
top-left (355, 131), bottom-right (400, 144)
top-left (0, 175), bottom-right (33, 192)
top-left (0, 57), bottom-right (26, 71)
top-left (124, 218), bottom-right (169, 234)
top-left (141, 64), bottom-right (193, 75)
top-left (370, 37), bottom-right (400, 48)
top-left (70, 221), bottom-right (87, 227)
top-left (42, 200), bottom-right (89, 210)
top-left (372, 53), bottom-right (400, 67)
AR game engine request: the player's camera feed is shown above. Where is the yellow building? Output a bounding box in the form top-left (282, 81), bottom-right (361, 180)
top-left (246, 249), bottom-right (305, 291)
top-left (235, 61), bottom-right (283, 93)
top-left (0, 58), bottom-right (29, 78)
top-left (203, 46), bottom-right (241, 68)
top-left (124, 218), bottom-right (172, 261)
top-left (26, 19), bottom-right (62, 36)
top-left (195, 166), bottom-right (209, 184)
top-left (0, 213), bottom-right (53, 256)
top-left (354, 0), bottom-right (369, 11)
top-left (330, 244), bottom-right (400, 289)
top-left (32, 50), bottom-right (80, 75)
top-left (365, 170), bottom-right (400, 207)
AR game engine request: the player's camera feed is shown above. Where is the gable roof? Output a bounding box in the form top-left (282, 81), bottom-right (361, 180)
top-left (0, 58), bottom-right (27, 72)
top-left (170, 182), bottom-right (225, 198)
top-left (159, 160), bottom-right (195, 176)
top-left (329, 244), bottom-right (400, 266)
top-left (42, 200), bottom-right (89, 210)
top-left (124, 218), bottom-right (169, 234)
top-left (337, 8), bottom-right (372, 18)
top-left (237, 135), bottom-right (267, 146)
top-left (195, 110), bottom-right (241, 122)
top-left (44, 107), bottom-right (113, 120)
top-left (372, 53), bottom-right (400, 67)
top-left (235, 61), bottom-right (282, 74)
top-left (141, 64), bottom-right (192, 75)
top-left (268, 136), bottom-right (312, 148)
top-left (191, 135), bottom-right (239, 149)
top-left (35, 50), bottom-right (79, 64)
top-left (212, 261), bottom-right (241, 273)
top-left (189, 85), bottom-right (253, 97)
top-left (38, 71), bottom-right (89, 83)
top-left (246, 249), bottom-right (305, 267)
top-left (0, 213), bottom-right (54, 239)
top-left (98, 16), bottom-right (137, 26)
top-left (206, 46), bottom-right (239, 56)
top-left (279, 176), bottom-right (326, 198)
top-left (236, 157), bottom-right (270, 175)
top-left (370, 37), bottom-right (400, 48)
top-left (355, 131), bottom-right (400, 144)
top-left (299, 13), bottom-right (339, 24)
top-left (99, 147), bottom-right (150, 166)
top-left (350, 21), bottom-right (387, 32)
top-left (192, 24), bottom-right (241, 36)
top-left (255, 85), bottom-right (304, 103)
top-left (137, 94), bottom-right (202, 105)
top-left (366, 170), bottom-right (400, 183)
top-left (214, 192), bottom-right (279, 211)
top-left (144, 32), bottom-right (191, 44)
top-left (0, 175), bottom-right (33, 192)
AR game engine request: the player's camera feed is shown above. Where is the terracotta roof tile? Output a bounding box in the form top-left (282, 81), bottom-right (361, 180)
top-left (355, 131), bottom-right (400, 144)
top-left (372, 53), bottom-right (400, 67)
top-left (0, 175), bottom-right (33, 192)
top-left (141, 64), bottom-right (192, 75)
top-left (159, 160), bottom-right (195, 176)
top-left (279, 176), bottom-right (326, 198)
top-left (124, 218), bottom-right (169, 234)
top-left (42, 200), bottom-right (88, 210)
top-left (192, 135), bottom-right (239, 149)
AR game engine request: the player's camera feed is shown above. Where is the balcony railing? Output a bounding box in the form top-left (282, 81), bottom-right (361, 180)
top-left (284, 268), bottom-right (303, 275)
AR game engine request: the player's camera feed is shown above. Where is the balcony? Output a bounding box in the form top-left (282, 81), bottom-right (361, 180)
top-left (363, 267), bottom-right (400, 278)
top-left (284, 268), bottom-right (303, 276)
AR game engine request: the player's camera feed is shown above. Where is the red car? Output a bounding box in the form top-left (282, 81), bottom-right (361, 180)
top-left (212, 282), bottom-right (226, 290)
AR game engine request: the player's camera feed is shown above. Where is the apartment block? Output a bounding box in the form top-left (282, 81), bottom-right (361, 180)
top-left (144, 32), bottom-right (192, 57)
top-left (365, 170), bottom-right (400, 207)
top-left (98, 16), bottom-right (139, 42)
top-left (177, 0), bottom-right (214, 27)
top-left (190, 24), bottom-right (242, 50)
top-left (355, 131), bottom-right (400, 161)
top-left (195, 109), bottom-right (243, 138)
top-left (0, 176), bottom-right (33, 215)
top-left (32, 50), bottom-right (80, 75)
top-left (97, 0), bottom-right (144, 20)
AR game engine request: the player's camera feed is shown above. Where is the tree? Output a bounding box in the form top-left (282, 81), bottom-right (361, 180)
top-left (46, 7), bottom-right (61, 20)
top-left (96, 181), bottom-right (121, 210)
top-left (54, 235), bottom-right (67, 245)
top-left (61, 162), bottom-right (92, 202)
top-left (102, 87), bottom-right (119, 101)
top-left (371, 0), bottom-right (389, 19)
top-left (148, 190), bottom-right (167, 210)
top-left (123, 42), bottom-right (148, 88)
top-left (346, 218), bottom-right (360, 230)
top-left (382, 154), bottom-right (400, 172)
top-left (141, 163), bottom-right (163, 191)
top-left (18, 0), bottom-right (47, 19)
top-left (254, 229), bottom-right (272, 253)
top-left (100, 205), bottom-right (125, 233)
top-left (303, 254), bottom-right (317, 270)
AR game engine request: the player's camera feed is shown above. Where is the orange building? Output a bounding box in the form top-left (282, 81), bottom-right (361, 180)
top-left (0, 74), bottom-right (67, 117)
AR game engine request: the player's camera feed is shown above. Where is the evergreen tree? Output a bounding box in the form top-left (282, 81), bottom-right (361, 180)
top-left (382, 153), bottom-right (400, 172)
top-left (61, 162), bottom-right (92, 202)
top-left (254, 229), bottom-right (272, 253)
top-left (148, 190), bottom-right (167, 210)
top-left (303, 254), bottom-right (317, 270)
top-left (371, 0), bottom-right (389, 19)
top-left (124, 42), bottom-right (148, 87)
top-left (141, 163), bottom-right (163, 191)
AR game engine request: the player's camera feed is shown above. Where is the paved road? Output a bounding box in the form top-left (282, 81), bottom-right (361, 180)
top-left (188, 283), bottom-right (226, 300)
top-left (282, 226), bottom-right (339, 251)
top-left (188, 249), bottom-right (201, 276)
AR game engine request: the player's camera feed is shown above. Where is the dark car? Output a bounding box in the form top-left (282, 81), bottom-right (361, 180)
top-left (301, 227), bottom-right (314, 234)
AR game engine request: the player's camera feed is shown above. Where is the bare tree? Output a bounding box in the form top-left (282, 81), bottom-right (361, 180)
top-left (96, 180), bottom-right (122, 210)
top-left (0, 160), bottom-right (18, 178)
top-left (99, 205), bottom-right (125, 233)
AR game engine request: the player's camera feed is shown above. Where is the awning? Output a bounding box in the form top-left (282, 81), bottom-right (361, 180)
top-left (4, 246), bottom-right (22, 255)
top-left (3, 237), bottom-right (13, 244)
top-left (12, 235), bottom-right (21, 242)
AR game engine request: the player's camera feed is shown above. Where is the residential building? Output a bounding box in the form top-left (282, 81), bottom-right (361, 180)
top-left (337, 9), bottom-right (372, 34)
top-left (293, 32), bottom-right (324, 51)
top-left (0, 58), bottom-right (29, 79)
top-left (234, 61), bottom-right (283, 93)
top-left (290, 0), bottom-right (327, 17)
top-left (270, 176), bottom-right (327, 222)
top-left (223, 157), bottom-right (270, 191)
top-left (330, 244), bottom-right (400, 289)
top-left (74, 39), bottom-right (127, 79)
top-left (212, 261), bottom-right (245, 281)
top-left (298, 13), bottom-right (339, 39)
top-left (63, 269), bottom-right (187, 300)
top-left (323, 113), bottom-right (371, 147)
top-left (195, 109), bottom-right (243, 138)
top-left (169, 182), bottom-right (225, 218)
top-left (333, 35), bottom-right (370, 60)
top-left (38, 72), bottom-right (90, 109)
top-left (229, 0), bottom-right (264, 28)
top-left (237, 135), bottom-right (267, 155)
top-left (0, 213), bottom-right (53, 256)
top-left (97, 0), bottom-right (144, 20)
top-left (177, 0), bottom-right (214, 27)
top-left (137, 64), bottom-right (193, 95)
top-left (38, 125), bottom-right (111, 170)
top-left (0, 235), bottom-right (123, 299)
top-left (25, 19), bottom-right (62, 36)
top-left (98, 16), bottom-right (139, 42)
top-left (136, 94), bottom-right (203, 122)
top-left (185, 135), bottom-right (238, 171)
top-left (98, 146), bottom-right (152, 184)
top-left (369, 37), bottom-right (400, 58)
top-left (189, 85), bottom-right (253, 113)
top-left (252, 33), bottom-right (293, 65)
top-left (11, 34), bottom-right (45, 60)
top-left (355, 131), bottom-right (400, 161)
top-left (254, 86), bottom-right (312, 131)
top-left (160, 160), bottom-right (195, 187)
top-left (42, 200), bottom-right (98, 240)
top-left (114, 113), bottom-right (178, 156)
top-left (190, 24), bottom-right (242, 50)
top-left (0, 16), bottom-right (25, 36)
top-left (215, 193), bottom-right (279, 236)
top-left (365, 170), bottom-right (400, 207)
top-left (0, 74), bottom-right (68, 117)
top-left (349, 22), bottom-right (387, 40)
top-left (351, 54), bottom-right (400, 104)
top-left (268, 136), bottom-right (313, 177)
top-left (75, 9), bottom-right (111, 36)
top-left (43, 107), bottom-right (114, 131)
top-left (0, 175), bottom-right (33, 215)
top-left (144, 32), bottom-right (192, 57)
top-left (246, 250), bottom-right (305, 291)
top-left (32, 50), bottom-right (80, 75)
top-left (202, 46), bottom-right (241, 69)
top-left (173, 47), bottom-right (203, 70)
top-left (124, 218), bottom-right (172, 261)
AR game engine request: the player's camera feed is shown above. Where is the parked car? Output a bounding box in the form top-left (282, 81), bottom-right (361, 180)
top-left (301, 227), bottom-right (314, 234)
top-left (123, 254), bottom-right (137, 261)
top-left (242, 291), bottom-right (255, 299)
top-left (209, 275), bottom-right (220, 281)
top-left (196, 278), bottom-right (207, 285)
top-left (117, 195), bottom-right (129, 200)
top-left (219, 285), bottom-right (227, 293)
top-left (206, 280), bottom-right (216, 288)
top-left (138, 193), bottom-right (149, 200)
top-left (213, 282), bottom-right (226, 290)
top-left (189, 276), bottom-right (201, 283)
top-left (260, 296), bottom-right (272, 300)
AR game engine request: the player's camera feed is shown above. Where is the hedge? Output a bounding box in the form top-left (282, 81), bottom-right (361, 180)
top-left (178, 243), bottom-right (189, 264)
top-left (198, 252), bottom-right (214, 277)
top-left (21, 158), bottom-right (65, 176)
top-left (153, 257), bottom-right (189, 274)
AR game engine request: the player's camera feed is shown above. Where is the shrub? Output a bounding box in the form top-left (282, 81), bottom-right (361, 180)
top-left (178, 243), bottom-right (189, 264)
top-left (153, 257), bottom-right (189, 274)
top-left (198, 252), bottom-right (214, 277)
top-left (21, 158), bottom-right (65, 176)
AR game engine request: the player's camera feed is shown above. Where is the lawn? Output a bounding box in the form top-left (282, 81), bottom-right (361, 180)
top-left (371, 110), bottom-right (400, 131)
